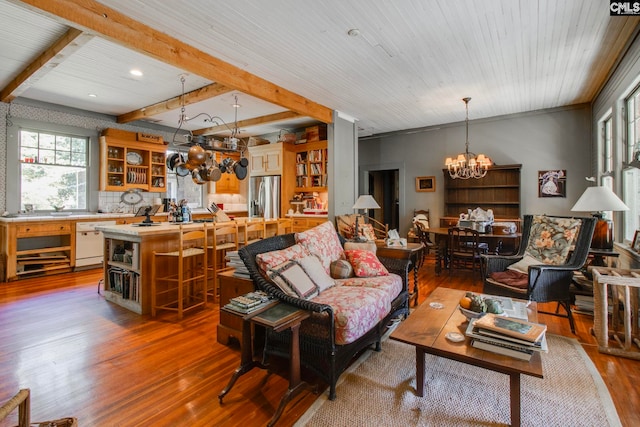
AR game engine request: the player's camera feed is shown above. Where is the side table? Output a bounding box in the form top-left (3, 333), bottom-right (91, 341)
top-left (218, 302), bottom-right (315, 427)
top-left (217, 271), bottom-right (255, 345)
top-left (376, 242), bottom-right (424, 307)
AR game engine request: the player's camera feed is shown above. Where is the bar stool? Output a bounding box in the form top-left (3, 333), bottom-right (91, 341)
top-left (207, 221), bottom-right (239, 302)
top-left (242, 218), bottom-right (266, 247)
top-left (151, 225), bottom-right (207, 319)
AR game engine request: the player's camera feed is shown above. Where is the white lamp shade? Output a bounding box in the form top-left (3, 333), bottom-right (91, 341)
top-left (571, 186), bottom-right (629, 212)
top-left (352, 195), bottom-right (381, 210)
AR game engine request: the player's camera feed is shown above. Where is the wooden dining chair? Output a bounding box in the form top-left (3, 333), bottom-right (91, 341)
top-left (447, 227), bottom-right (485, 277)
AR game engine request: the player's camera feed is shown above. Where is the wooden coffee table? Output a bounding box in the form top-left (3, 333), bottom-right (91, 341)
top-left (390, 287), bottom-right (543, 427)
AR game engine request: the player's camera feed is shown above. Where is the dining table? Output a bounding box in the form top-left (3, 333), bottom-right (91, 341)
top-left (429, 227), bottom-right (522, 275)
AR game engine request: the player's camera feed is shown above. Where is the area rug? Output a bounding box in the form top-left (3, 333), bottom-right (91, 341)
top-left (295, 334), bottom-right (621, 427)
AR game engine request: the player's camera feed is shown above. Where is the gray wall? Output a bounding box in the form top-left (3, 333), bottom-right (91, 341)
top-left (359, 104), bottom-right (592, 236)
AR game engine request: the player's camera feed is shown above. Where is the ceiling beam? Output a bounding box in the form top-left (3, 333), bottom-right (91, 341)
top-left (117, 82), bottom-right (233, 124)
top-left (0, 27), bottom-right (92, 103)
top-left (14, 0), bottom-right (333, 124)
top-left (193, 111), bottom-right (303, 136)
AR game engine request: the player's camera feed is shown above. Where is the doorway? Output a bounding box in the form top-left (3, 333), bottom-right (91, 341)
top-left (368, 169), bottom-right (399, 231)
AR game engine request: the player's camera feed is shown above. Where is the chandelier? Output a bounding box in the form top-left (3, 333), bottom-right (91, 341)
top-left (166, 76), bottom-right (248, 184)
top-left (444, 97), bottom-right (491, 179)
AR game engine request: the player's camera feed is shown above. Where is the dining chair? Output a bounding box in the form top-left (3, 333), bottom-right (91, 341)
top-left (447, 227), bottom-right (485, 277)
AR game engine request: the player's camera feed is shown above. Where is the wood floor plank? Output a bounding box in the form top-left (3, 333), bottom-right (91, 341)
top-left (0, 258), bottom-right (638, 426)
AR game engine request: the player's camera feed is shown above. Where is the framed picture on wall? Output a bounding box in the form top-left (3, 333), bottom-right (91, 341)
top-left (538, 170), bottom-right (566, 197)
top-left (416, 176), bottom-right (435, 192)
top-left (632, 230), bottom-right (640, 253)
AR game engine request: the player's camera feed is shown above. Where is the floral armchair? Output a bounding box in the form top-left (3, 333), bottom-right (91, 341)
top-left (482, 214), bottom-right (596, 333)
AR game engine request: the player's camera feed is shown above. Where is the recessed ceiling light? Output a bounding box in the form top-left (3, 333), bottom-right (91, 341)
top-left (130, 69), bottom-right (143, 77)
top-left (347, 28), bottom-right (360, 37)
top-left (88, 93), bottom-right (97, 98)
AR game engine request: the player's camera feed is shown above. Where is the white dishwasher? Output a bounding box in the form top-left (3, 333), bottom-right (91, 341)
top-left (75, 221), bottom-right (116, 268)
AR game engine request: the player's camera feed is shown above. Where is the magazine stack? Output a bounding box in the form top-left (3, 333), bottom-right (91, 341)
top-left (226, 251), bottom-right (250, 279)
top-left (223, 291), bottom-right (275, 314)
top-left (465, 313), bottom-right (548, 361)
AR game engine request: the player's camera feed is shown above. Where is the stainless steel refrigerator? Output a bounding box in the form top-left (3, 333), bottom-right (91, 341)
top-left (248, 175), bottom-right (281, 219)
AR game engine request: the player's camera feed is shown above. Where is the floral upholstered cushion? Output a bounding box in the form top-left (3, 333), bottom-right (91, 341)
top-left (256, 243), bottom-right (309, 274)
top-left (345, 249), bottom-right (389, 277)
top-left (336, 274), bottom-right (402, 310)
top-left (525, 215), bottom-right (582, 264)
top-left (295, 221), bottom-right (345, 273)
top-left (310, 285), bottom-right (390, 345)
top-left (349, 223), bottom-right (377, 241)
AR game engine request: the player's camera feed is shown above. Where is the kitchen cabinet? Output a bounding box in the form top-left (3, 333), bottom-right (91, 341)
top-left (99, 128), bottom-right (168, 193)
top-left (248, 142), bottom-right (283, 176)
top-left (290, 217), bottom-right (328, 232)
top-left (213, 152), bottom-right (241, 194)
top-left (0, 220), bottom-right (74, 281)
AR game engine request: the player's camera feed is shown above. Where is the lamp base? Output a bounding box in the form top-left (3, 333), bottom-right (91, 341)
top-left (590, 215), bottom-right (613, 250)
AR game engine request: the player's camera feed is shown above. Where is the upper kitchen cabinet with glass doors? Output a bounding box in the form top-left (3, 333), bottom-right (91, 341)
top-left (99, 128), bottom-right (168, 193)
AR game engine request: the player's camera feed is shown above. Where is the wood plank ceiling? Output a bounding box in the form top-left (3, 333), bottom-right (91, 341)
top-left (1, 0), bottom-right (639, 139)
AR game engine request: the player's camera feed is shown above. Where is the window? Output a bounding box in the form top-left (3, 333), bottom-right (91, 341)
top-left (624, 87), bottom-right (640, 241)
top-left (165, 150), bottom-right (205, 208)
top-left (20, 129), bottom-right (88, 211)
top-left (602, 116), bottom-right (613, 174)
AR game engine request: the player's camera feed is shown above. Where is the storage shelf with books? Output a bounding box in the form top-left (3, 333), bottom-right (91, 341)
top-left (285, 140), bottom-right (328, 192)
top-left (103, 237), bottom-right (142, 314)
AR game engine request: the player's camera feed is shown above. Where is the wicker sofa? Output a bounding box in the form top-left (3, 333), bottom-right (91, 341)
top-left (238, 221), bottom-right (410, 400)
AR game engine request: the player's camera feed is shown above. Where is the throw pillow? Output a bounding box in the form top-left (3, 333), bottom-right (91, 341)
top-left (344, 241), bottom-right (377, 254)
top-left (506, 253), bottom-right (542, 274)
top-left (525, 215), bottom-right (582, 264)
top-left (256, 243), bottom-right (309, 274)
top-left (295, 221), bottom-right (345, 273)
top-left (344, 249), bottom-right (389, 278)
top-left (297, 255), bottom-right (335, 292)
top-left (351, 223), bottom-right (377, 241)
top-left (267, 261), bottom-right (319, 299)
top-left (330, 259), bottom-right (354, 279)
top-left (489, 270), bottom-right (529, 289)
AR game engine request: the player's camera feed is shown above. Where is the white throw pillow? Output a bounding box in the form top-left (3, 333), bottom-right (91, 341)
top-left (267, 261), bottom-right (319, 299)
top-left (297, 255), bottom-right (335, 292)
top-left (506, 254), bottom-right (542, 274)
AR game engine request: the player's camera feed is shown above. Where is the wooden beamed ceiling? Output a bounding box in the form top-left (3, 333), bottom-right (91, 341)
top-left (0, 27), bottom-right (93, 103)
top-left (6, 0), bottom-right (333, 131)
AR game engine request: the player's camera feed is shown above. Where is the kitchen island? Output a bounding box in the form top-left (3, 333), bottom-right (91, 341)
top-left (97, 222), bottom-right (206, 314)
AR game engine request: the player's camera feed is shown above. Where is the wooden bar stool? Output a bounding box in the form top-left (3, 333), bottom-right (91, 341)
top-left (207, 221), bottom-right (239, 302)
top-left (151, 225), bottom-right (208, 319)
top-left (242, 218), bottom-right (266, 247)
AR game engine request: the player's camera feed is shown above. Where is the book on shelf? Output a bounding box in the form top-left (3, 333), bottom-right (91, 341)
top-left (471, 339), bottom-right (534, 361)
top-left (473, 313), bottom-right (547, 343)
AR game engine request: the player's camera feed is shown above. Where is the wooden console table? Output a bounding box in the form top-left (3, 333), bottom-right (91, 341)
top-left (218, 303), bottom-right (315, 426)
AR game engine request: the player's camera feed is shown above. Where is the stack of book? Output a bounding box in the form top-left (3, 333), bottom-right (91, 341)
top-left (223, 291), bottom-right (275, 314)
top-left (465, 313), bottom-right (548, 361)
top-left (226, 251), bottom-right (250, 279)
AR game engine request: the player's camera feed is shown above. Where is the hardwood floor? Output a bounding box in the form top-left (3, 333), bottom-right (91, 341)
top-left (1, 257), bottom-right (638, 426)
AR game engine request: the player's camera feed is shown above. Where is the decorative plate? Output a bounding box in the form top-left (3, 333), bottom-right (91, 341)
top-left (126, 152), bottom-right (143, 165)
top-left (120, 189), bottom-right (143, 205)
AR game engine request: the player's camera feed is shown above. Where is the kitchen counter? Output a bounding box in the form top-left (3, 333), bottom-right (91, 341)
top-left (0, 209), bottom-right (248, 223)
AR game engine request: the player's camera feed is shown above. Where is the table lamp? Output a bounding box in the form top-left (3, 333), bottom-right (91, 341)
top-left (570, 186), bottom-right (629, 250)
top-left (352, 195), bottom-right (381, 242)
